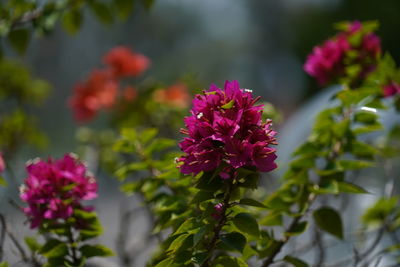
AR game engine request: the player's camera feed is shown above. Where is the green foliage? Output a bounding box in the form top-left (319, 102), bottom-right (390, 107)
top-left (362, 197), bottom-right (399, 227)
top-left (313, 207), bottom-right (343, 239)
top-left (232, 213), bottom-right (260, 237)
top-left (62, 8), bottom-right (83, 35)
top-left (80, 244), bottom-right (114, 257)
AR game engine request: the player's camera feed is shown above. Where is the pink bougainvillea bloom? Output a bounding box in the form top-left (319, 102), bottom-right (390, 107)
top-left (153, 83), bottom-right (191, 108)
top-left (69, 69), bottom-right (118, 122)
top-left (304, 37), bottom-right (351, 86)
top-left (103, 46), bottom-right (150, 78)
top-left (0, 153), bottom-right (5, 173)
top-left (178, 80), bottom-right (277, 177)
top-left (20, 154), bottom-right (98, 229)
top-left (383, 82), bottom-right (400, 97)
top-left (211, 203), bottom-right (224, 220)
top-left (304, 20), bottom-right (381, 86)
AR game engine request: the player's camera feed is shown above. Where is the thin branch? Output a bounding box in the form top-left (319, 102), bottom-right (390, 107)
top-left (202, 182), bottom-right (235, 267)
top-left (0, 213), bottom-right (29, 262)
top-left (261, 193), bottom-right (316, 267)
top-left (0, 214), bottom-right (6, 261)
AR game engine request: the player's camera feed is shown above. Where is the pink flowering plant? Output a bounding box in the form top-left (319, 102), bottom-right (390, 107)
top-left (1, 17), bottom-right (400, 267)
top-left (19, 154), bottom-right (112, 266)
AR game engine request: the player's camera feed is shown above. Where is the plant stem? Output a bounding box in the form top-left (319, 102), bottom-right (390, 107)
top-left (202, 181), bottom-right (235, 267)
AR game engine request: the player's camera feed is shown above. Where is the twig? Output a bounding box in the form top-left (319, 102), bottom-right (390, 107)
top-left (262, 193), bottom-right (316, 267)
top-left (0, 214), bottom-right (29, 262)
top-left (0, 214), bottom-right (6, 261)
top-left (202, 181), bottom-right (235, 267)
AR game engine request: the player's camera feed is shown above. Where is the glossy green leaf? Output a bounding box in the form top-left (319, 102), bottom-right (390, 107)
top-left (221, 99), bottom-right (235, 109)
top-left (337, 160), bottom-right (374, 170)
top-left (233, 212), bottom-right (260, 237)
top-left (239, 198), bottom-right (267, 208)
top-left (286, 221), bottom-right (308, 236)
top-left (25, 236), bottom-right (41, 252)
top-left (337, 181), bottom-right (369, 194)
top-left (283, 255), bottom-right (309, 267)
top-left (220, 232), bottom-right (246, 253)
top-left (40, 240), bottom-right (68, 258)
top-left (313, 207), bottom-right (343, 239)
top-left (213, 256), bottom-right (248, 267)
top-left (79, 244), bottom-right (114, 258)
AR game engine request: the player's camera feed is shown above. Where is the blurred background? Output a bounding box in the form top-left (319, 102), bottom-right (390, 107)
top-left (2, 0), bottom-right (400, 266)
top-left (3, 0), bottom-right (400, 153)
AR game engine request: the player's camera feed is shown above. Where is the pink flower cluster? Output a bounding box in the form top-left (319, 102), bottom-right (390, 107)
top-left (0, 152), bottom-right (5, 173)
top-left (383, 82), bottom-right (400, 97)
top-left (178, 80), bottom-right (277, 178)
top-left (20, 154), bottom-right (98, 229)
top-left (304, 21), bottom-right (381, 86)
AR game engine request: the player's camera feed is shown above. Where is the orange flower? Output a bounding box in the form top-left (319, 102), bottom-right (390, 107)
top-left (103, 46), bottom-right (150, 78)
top-left (69, 70), bottom-right (118, 122)
top-left (153, 83), bottom-right (191, 108)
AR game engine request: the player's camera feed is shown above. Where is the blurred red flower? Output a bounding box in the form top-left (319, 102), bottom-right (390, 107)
top-left (69, 69), bottom-right (118, 122)
top-left (103, 46), bottom-right (150, 78)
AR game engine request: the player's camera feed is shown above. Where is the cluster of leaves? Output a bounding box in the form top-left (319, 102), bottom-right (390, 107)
top-left (113, 128), bottom-right (192, 233)
top-left (0, 0), bottom-right (156, 55)
top-left (0, 58), bottom-right (50, 160)
top-left (24, 208), bottom-right (113, 267)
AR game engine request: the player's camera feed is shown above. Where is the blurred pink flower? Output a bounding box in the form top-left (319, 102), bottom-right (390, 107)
top-left (383, 82), bottom-right (400, 97)
top-left (304, 21), bottom-right (381, 86)
top-left (20, 154), bottom-right (98, 229)
top-left (0, 153), bottom-right (5, 173)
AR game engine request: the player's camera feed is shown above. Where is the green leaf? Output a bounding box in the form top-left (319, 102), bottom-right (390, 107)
top-left (239, 198), bottom-right (267, 208)
top-left (195, 171), bottom-right (223, 192)
top-left (337, 160), bottom-right (374, 170)
top-left (260, 211), bottom-right (283, 226)
top-left (354, 111), bottom-right (378, 124)
top-left (114, 0), bottom-right (135, 19)
top-left (286, 221), bottom-right (308, 236)
top-left (337, 181), bottom-right (369, 194)
top-left (25, 236), bottom-right (41, 252)
top-left (283, 255), bottom-right (309, 267)
top-left (313, 207), bottom-right (343, 239)
top-left (168, 234), bottom-right (190, 252)
top-left (221, 99), bottom-right (235, 109)
top-left (233, 213), bottom-right (260, 237)
top-left (362, 197), bottom-right (398, 226)
top-left (193, 226), bottom-right (208, 246)
top-left (0, 262), bottom-right (9, 267)
top-left (62, 9), bottom-right (83, 35)
top-left (213, 256), bottom-right (248, 267)
top-left (79, 244), bottom-right (114, 258)
top-left (220, 232), bottom-right (246, 253)
top-left (192, 252), bottom-right (208, 265)
top-left (8, 29), bottom-right (30, 55)
top-left (40, 240), bottom-right (68, 258)
top-left (89, 1), bottom-right (113, 25)
top-left (155, 258), bottom-right (173, 267)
